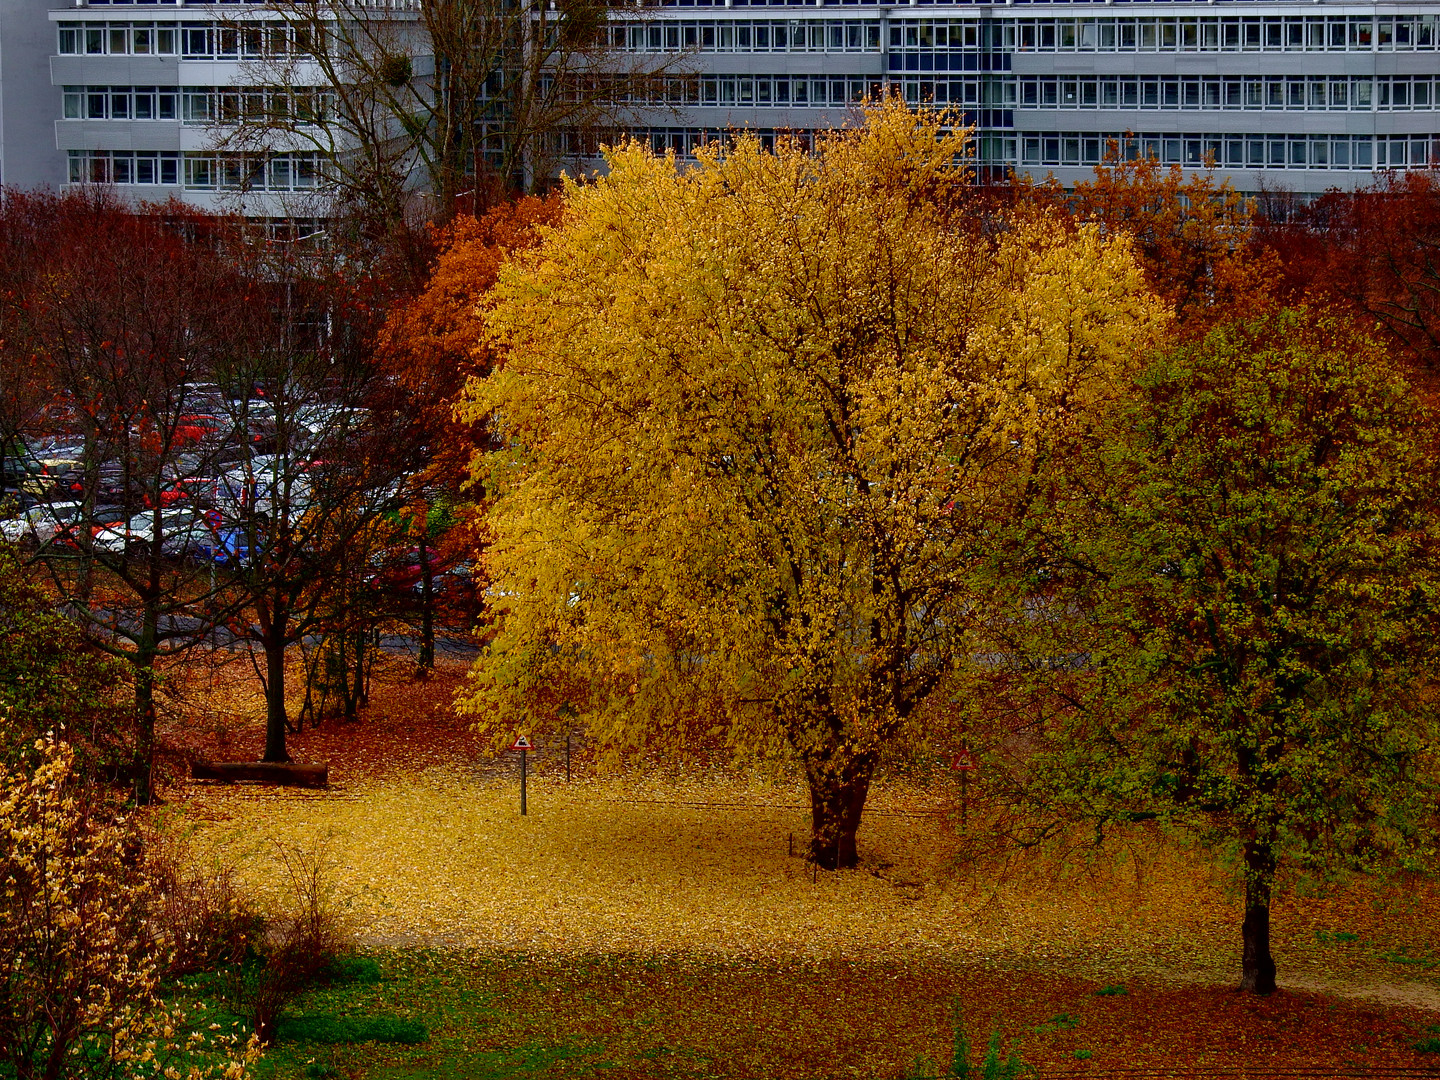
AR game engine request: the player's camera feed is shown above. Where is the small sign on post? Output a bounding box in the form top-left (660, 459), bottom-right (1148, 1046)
top-left (512, 736), bottom-right (533, 815)
top-left (951, 748), bottom-right (977, 830)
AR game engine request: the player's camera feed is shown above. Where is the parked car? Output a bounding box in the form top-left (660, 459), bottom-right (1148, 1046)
top-left (93, 508), bottom-right (220, 558)
top-left (19, 456), bottom-right (85, 499)
top-left (2, 501), bottom-right (84, 545)
top-left (49, 505), bottom-right (131, 552)
top-left (194, 526), bottom-right (257, 566)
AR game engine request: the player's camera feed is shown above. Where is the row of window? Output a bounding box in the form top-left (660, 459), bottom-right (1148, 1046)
top-left (181, 87), bottom-right (332, 126)
top-left (612, 125), bottom-right (1435, 172)
top-left (81, 0), bottom-right (416, 7)
top-left (61, 85), bottom-right (333, 125)
top-left (611, 20), bottom-right (879, 53)
top-left (635, 126), bottom-right (1426, 174)
top-left (601, 71), bottom-right (1440, 112)
top-left (1016, 76), bottom-right (1440, 112)
top-left (615, 14), bottom-right (1440, 55)
top-left (57, 21), bottom-right (318, 59)
top-left (58, 12), bottom-right (1440, 61)
top-left (612, 74), bottom-right (882, 108)
top-left (1010, 15), bottom-right (1438, 52)
top-left (1017, 131), bottom-right (1436, 170)
top-left (63, 85), bottom-right (176, 121)
top-left (650, 0), bottom-right (1440, 7)
top-left (67, 150), bottom-right (327, 190)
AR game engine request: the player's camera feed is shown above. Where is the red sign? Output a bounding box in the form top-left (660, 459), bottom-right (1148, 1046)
top-left (951, 749), bottom-right (977, 772)
top-left (512, 736), bottom-right (533, 751)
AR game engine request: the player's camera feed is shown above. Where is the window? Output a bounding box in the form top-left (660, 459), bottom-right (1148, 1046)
top-left (68, 150), bottom-right (179, 186)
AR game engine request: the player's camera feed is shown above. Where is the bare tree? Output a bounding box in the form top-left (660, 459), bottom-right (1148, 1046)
top-left (216, 0), bottom-right (685, 235)
top-left (3, 191), bottom-right (263, 803)
top-left (201, 237), bottom-right (417, 763)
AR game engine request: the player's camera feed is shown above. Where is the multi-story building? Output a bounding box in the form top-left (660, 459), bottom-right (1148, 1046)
top-left (44, 0), bottom-right (353, 219)
top-left (615, 1), bottom-right (1440, 194)
top-left (5, 0), bottom-right (1440, 204)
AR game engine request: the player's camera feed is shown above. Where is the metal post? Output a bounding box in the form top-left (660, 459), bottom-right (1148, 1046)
top-left (961, 770), bottom-right (969, 832)
top-left (565, 731), bottom-right (571, 782)
top-left (520, 748), bottom-right (527, 816)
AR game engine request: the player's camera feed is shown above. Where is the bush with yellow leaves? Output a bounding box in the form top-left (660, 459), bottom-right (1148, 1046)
top-left (0, 726), bottom-right (259, 1080)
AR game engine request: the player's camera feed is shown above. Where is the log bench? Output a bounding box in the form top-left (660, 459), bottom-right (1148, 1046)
top-left (189, 760), bottom-right (329, 788)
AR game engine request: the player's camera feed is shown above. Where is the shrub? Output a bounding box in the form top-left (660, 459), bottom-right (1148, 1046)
top-left (0, 729), bottom-right (258, 1079)
top-left (950, 1004), bottom-right (1028, 1080)
top-left (146, 829), bottom-right (269, 978)
top-left (221, 841), bottom-right (354, 1045)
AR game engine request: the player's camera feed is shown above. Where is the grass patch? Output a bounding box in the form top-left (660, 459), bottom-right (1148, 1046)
top-left (1033, 1013), bottom-right (1079, 1034)
top-left (276, 1013), bottom-right (429, 1045)
top-left (1093, 984), bottom-right (1128, 996)
top-left (1315, 930), bottom-right (1361, 944)
top-left (1379, 947), bottom-right (1437, 969)
top-left (318, 954), bottom-right (384, 986)
top-left (158, 936), bottom-right (1440, 1077)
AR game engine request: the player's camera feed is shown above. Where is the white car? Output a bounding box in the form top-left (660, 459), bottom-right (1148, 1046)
top-left (93, 509), bottom-right (219, 557)
top-left (0, 502), bottom-right (83, 545)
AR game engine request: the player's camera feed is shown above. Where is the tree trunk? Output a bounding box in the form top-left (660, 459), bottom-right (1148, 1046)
top-left (132, 664), bottom-right (156, 806)
top-left (346, 630), bottom-right (365, 720)
top-left (262, 634), bottom-right (290, 762)
top-left (803, 749), bottom-right (877, 870)
top-left (418, 537), bottom-right (435, 674)
top-left (130, 600), bottom-right (159, 806)
top-left (1239, 838), bottom-right (1277, 994)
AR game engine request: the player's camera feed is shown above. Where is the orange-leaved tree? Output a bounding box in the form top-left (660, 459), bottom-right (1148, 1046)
top-left (1034, 144), bottom-right (1281, 334)
top-left (376, 194), bottom-right (562, 669)
top-left (1260, 170), bottom-right (1440, 390)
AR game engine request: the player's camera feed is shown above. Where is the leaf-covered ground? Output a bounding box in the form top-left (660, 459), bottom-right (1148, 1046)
top-left (205, 949), bottom-right (1440, 1079)
top-left (159, 660), bottom-right (1440, 1076)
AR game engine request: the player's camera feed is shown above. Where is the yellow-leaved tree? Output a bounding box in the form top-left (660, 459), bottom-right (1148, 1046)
top-left (459, 101), bottom-right (1169, 866)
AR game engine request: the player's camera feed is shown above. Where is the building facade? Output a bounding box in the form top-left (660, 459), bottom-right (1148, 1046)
top-left (616, 1), bottom-right (1440, 194)
top-left (5, 0), bottom-right (1440, 206)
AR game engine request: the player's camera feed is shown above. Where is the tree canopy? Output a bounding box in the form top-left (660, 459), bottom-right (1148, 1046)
top-left (1003, 308), bottom-right (1440, 992)
top-left (459, 102), bottom-right (1168, 866)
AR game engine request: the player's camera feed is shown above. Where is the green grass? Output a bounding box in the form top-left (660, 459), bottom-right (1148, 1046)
top-left (1378, 947), bottom-right (1437, 969)
top-left (276, 1014), bottom-right (429, 1045)
top-left (159, 948), bottom-right (1439, 1080)
top-left (318, 954), bottom-right (384, 986)
top-left (1032, 1013), bottom-right (1079, 1034)
top-left (164, 952), bottom-right (645, 1080)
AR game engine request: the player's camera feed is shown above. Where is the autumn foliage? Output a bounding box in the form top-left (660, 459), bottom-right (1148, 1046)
top-left (1017, 147), bottom-right (1282, 334)
top-left (1259, 169), bottom-right (1440, 390)
top-left (377, 195), bottom-right (562, 489)
top-left (0, 729), bottom-right (258, 1080)
top-left (464, 102), bottom-right (1169, 869)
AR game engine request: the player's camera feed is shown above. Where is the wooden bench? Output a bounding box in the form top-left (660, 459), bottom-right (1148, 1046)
top-left (189, 760), bottom-right (329, 788)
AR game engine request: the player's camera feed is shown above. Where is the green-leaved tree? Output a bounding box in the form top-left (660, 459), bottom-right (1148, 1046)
top-left (1008, 309), bottom-right (1440, 992)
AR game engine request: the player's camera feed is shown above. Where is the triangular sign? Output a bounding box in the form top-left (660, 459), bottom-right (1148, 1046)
top-left (952, 749), bottom-right (977, 771)
top-left (512, 736), bottom-right (533, 750)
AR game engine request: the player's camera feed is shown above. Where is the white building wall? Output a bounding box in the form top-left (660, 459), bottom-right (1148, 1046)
top-left (613, 2), bottom-right (1440, 194)
top-left (19, 0), bottom-right (1440, 205)
top-left (2, 0), bottom-right (66, 190)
